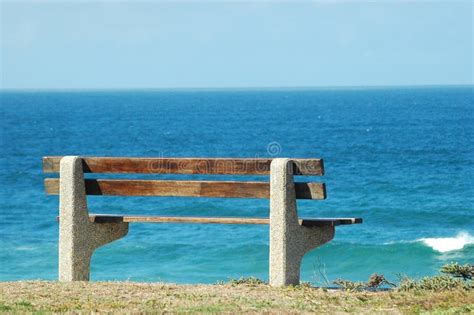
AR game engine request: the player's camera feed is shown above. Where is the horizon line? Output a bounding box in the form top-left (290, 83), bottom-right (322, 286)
top-left (1, 83), bottom-right (473, 93)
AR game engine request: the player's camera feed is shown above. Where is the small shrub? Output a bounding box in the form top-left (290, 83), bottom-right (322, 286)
top-left (418, 275), bottom-right (465, 291)
top-left (334, 273), bottom-right (395, 291)
top-left (398, 275), bottom-right (470, 292)
top-left (396, 276), bottom-right (417, 291)
top-left (333, 279), bottom-right (366, 292)
top-left (228, 277), bottom-right (266, 286)
top-left (367, 273), bottom-right (396, 289)
top-left (440, 262), bottom-right (473, 280)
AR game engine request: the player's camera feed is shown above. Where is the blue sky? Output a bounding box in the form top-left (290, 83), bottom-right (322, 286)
top-left (1, 1), bottom-right (472, 89)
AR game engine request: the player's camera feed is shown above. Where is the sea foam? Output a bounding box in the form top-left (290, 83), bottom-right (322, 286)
top-left (419, 232), bottom-right (474, 253)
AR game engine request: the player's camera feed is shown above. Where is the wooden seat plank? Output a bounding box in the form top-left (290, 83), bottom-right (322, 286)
top-left (44, 179), bottom-right (327, 200)
top-left (43, 156), bottom-right (324, 175)
top-left (57, 215), bottom-right (362, 226)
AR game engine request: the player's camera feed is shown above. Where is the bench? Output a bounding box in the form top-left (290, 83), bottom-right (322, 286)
top-left (43, 156), bottom-right (362, 286)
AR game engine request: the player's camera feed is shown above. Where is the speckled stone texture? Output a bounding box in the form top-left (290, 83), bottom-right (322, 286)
top-left (58, 156), bottom-right (129, 281)
top-left (269, 158), bottom-right (335, 287)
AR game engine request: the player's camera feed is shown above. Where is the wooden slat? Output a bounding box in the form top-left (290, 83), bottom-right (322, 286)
top-left (300, 218), bottom-right (363, 226)
top-left (42, 157), bottom-right (324, 175)
top-left (77, 215), bottom-right (362, 226)
top-left (92, 215), bottom-right (270, 225)
top-left (44, 179), bottom-right (326, 199)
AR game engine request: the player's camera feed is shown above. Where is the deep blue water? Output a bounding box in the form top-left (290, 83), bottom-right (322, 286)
top-left (1, 87), bottom-right (473, 284)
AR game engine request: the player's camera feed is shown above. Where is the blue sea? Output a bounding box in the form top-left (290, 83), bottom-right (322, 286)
top-left (1, 87), bottom-right (473, 284)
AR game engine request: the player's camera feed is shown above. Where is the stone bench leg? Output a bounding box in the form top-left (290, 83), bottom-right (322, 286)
top-left (58, 156), bottom-right (129, 281)
top-left (269, 158), bottom-right (335, 287)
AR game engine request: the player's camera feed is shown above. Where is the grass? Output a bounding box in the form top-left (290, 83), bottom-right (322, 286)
top-left (0, 280), bottom-right (473, 314)
top-left (1, 264), bottom-right (472, 313)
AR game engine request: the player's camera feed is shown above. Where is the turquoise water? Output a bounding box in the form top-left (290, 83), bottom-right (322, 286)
top-left (1, 87), bottom-right (473, 284)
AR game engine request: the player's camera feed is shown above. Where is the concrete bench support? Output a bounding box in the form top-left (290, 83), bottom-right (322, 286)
top-left (269, 159), bottom-right (335, 287)
top-left (58, 156), bottom-right (129, 281)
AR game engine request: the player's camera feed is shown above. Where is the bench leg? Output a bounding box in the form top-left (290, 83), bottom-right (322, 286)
top-left (58, 156), bottom-right (129, 282)
top-left (269, 158), bottom-right (334, 287)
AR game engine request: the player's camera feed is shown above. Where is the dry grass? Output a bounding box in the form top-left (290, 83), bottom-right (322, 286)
top-left (0, 281), bottom-right (473, 314)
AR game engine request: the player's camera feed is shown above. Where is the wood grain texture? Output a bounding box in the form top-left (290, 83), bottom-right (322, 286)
top-left (44, 178), bottom-right (326, 199)
top-left (42, 156), bottom-right (324, 175)
top-left (56, 215), bottom-right (362, 226)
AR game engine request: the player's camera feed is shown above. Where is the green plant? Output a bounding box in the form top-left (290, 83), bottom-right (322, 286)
top-left (0, 303), bottom-right (13, 311)
top-left (228, 277), bottom-right (266, 286)
top-left (334, 273), bottom-right (395, 291)
top-left (398, 275), bottom-right (470, 292)
top-left (333, 279), bottom-right (366, 292)
top-left (440, 262), bottom-right (473, 280)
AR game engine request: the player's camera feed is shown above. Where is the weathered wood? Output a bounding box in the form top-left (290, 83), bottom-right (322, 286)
top-left (56, 215), bottom-right (362, 226)
top-left (300, 217), bottom-right (363, 226)
top-left (44, 179), bottom-right (326, 199)
top-left (92, 215), bottom-right (270, 225)
top-left (42, 157), bottom-right (324, 175)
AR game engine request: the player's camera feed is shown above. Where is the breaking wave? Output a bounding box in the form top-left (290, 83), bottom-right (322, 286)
top-left (418, 232), bottom-right (474, 253)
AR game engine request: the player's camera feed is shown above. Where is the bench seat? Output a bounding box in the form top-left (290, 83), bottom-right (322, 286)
top-left (46, 156), bottom-right (363, 286)
top-left (59, 214), bottom-right (362, 226)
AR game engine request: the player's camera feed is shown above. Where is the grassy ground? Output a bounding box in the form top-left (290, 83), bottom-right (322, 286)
top-left (0, 281), bottom-right (473, 314)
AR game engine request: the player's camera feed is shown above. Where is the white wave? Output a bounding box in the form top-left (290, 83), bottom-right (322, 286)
top-left (419, 232), bottom-right (474, 253)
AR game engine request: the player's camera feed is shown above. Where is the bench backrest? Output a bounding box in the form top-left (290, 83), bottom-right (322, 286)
top-left (43, 157), bottom-right (326, 200)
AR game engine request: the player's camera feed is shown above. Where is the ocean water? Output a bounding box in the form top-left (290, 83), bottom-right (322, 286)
top-left (0, 87), bottom-right (473, 284)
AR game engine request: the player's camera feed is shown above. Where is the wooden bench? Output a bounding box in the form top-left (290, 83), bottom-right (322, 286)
top-left (43, 156), bottom-right (362, 286)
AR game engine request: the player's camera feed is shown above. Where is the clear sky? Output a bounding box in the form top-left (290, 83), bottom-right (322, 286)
top-left (1, 1), bottom-right (472, 89)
